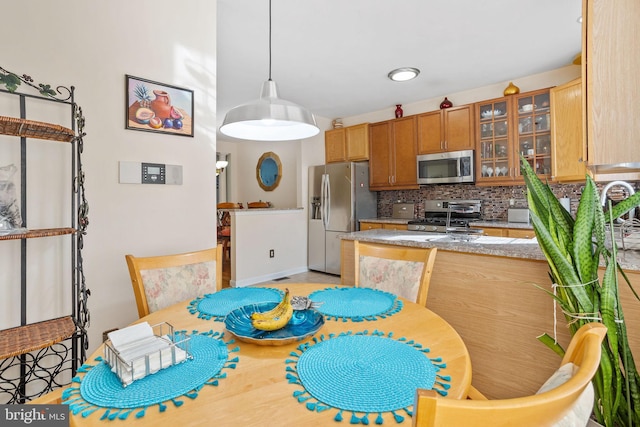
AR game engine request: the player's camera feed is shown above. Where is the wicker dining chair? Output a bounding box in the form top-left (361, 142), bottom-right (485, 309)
top-left (353, 241), bottom-right (437, 306)
top-left (412, 322), bottom-right (607, 427)
top-left (125, 245), bottom-right (222, 318)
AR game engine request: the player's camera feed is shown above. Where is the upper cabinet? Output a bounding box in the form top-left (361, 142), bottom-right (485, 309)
top-left (477, 97), bottom-right (512, 183)
top-left (417, 104), bottom-right (475, 154)
top-left (583, 0), bottom-right (640, 178)
top-left (476, 88), bottom-right (552, 185)
top-left (325, 123), bottom-right (369, 163)
top-left (369, 116), bottom-right (419, 190)
top-left (516, 90), bottom-right (552, 179)
top-left (551, 78), bottom-right (586, 182)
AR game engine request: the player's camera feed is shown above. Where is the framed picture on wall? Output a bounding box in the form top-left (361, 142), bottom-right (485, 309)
top-left (125, 75), bottom-right (194, 137)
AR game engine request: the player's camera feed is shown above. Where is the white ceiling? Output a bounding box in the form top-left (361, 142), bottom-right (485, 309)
top-left (217, 0), bottom-right (582, 139)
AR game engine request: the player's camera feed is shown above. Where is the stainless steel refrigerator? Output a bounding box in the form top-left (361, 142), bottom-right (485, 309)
top-left (308, 162), bottom-right (377, 274)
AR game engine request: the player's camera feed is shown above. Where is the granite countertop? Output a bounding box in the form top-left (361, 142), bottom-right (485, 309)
top-left (341, 229), bottom-right (640, 272)
top-left (361, 217), bottom-right (534, 229)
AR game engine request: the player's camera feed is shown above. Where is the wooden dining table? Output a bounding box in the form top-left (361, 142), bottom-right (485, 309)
top-left (66, 283), bottom-right (472, 426)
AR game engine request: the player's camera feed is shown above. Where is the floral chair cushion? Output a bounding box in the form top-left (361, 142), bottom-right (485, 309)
top-left (536, 362), bottom-right (594, 427)
top-left (358, 255), bottom-right (424, 302)
top-left (140, 261), bottom-right (217, 313)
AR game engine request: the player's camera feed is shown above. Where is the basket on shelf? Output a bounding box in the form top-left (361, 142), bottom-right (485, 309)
top-left (0, 116), bottom-right (74, 142)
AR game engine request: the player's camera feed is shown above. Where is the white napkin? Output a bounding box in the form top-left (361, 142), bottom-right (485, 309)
top-left (107, 322), bottom-right (188, 386)
top-left (108, 322), bottom-right (154, 349)
top-left (116, 337), bottom-right (188, 386)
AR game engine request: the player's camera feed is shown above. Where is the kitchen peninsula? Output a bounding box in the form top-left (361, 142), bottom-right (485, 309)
top-left (340, 229), bottom-right (640, 399)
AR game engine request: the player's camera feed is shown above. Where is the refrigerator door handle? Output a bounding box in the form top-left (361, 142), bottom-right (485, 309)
top-left (322, 173), bottom-right (331, 228)
top-left (321, 174), bottom-right (327, 228)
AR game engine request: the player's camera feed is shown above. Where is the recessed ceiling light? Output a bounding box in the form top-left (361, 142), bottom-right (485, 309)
top-left (388, 67), bottom-right (420, 82)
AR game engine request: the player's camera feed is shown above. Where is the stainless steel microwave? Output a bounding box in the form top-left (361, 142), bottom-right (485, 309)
top-left (417, 149), bottom-right (475, 184)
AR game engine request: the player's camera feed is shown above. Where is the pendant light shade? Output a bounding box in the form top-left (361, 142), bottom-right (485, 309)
top-left (220, 80), bottom-right (319, 141)
top-left (219, 0), bottom-right (319, 141)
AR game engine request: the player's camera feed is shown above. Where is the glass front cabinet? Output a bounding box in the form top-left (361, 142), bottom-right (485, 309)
top-left (476, 88), bottom-right (551, 184)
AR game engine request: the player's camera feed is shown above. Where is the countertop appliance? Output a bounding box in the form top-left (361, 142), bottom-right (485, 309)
top-left (417, 149), bottom-right (475, 184)
top-left (392, 203), bottom-right (415, 219)
top-left (408, 199), bottom-right (482, 232)
top-left (308, 162), bottom-right (377, 275)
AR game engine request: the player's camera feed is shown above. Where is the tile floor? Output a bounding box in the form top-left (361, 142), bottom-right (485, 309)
top-left (254, 270), bottom-right (342, 286)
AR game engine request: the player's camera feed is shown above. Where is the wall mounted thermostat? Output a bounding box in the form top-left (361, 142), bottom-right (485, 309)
top-left (142, 162), bottom-right (165, 184)
top-left (119, 161), bottom-right (183, 185)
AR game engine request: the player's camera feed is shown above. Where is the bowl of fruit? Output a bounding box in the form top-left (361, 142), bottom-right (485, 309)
top-left (223, 289), bottom-right (325, 346)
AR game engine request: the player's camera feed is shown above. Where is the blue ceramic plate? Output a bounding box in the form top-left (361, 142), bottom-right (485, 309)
top-left (224, 302), bottom-right (325, 346)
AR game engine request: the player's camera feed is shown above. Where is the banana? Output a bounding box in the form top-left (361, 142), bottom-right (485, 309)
top-left (250, 289), bottom-right (293, 331)
top-left (250, 289), bottom-right (290, 321)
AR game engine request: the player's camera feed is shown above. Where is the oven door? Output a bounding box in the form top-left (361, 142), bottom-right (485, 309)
top-left (417, 150), bottom-right (474, 184)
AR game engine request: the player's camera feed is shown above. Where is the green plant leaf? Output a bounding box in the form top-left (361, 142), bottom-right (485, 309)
top-left (609, 191), bottom-right (640, 220)
top-left (572, 178), bottom-right (597, 286)
top-left (536, 333), bottom-right (565, 357)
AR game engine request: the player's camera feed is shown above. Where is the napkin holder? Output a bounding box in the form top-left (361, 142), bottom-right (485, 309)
top-left (104, 322), bottom-right (192, 387)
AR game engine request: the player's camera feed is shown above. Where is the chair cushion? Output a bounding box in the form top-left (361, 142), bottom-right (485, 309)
top-left (359, 256), bottom-right (423, 302)
top-left (536, 362), bottom-right (594, 427)
top-left (140, 261), bottom-right (217, 312)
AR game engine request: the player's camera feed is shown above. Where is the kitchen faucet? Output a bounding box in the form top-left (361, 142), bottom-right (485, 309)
top-left (600, 180), bottom-right (636, 223)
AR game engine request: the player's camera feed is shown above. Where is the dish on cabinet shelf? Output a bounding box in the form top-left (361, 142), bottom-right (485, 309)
top-left (481, 109), bottom-right (503, 118)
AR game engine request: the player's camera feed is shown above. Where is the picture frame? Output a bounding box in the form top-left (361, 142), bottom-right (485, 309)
top-left (125, 75), bottom-right (194, 137)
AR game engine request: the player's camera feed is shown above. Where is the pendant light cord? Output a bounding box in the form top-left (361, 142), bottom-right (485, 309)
top-left (268, 0), bottom-right (272, 81)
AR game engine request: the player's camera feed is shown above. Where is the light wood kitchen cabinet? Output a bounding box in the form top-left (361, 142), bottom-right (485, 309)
top-left (506, 228), bottom-right (535, 239)
top-left (325, 128), bottom-right (345, 163)
top-left (383, 223), bottom-right (408, 231)
top-left (369, 116), bottom-right (419, 190)
top-left (582, 0), bottom-right (640, 177)
top-left (471, 226), bottom-right (535, 239)
top-left (325, 123), bottom-right (370, 163)
top-left (360, 221), bottom-right (383, 230)
top-left (550, 78), bottom-right (586, 182)
top-left (476, 88), bottom-right (552, 185)
top-left (471, 226), bottom-right (505, 237)
top-left (417, 104), bottom-right (475, 154)
top-left (359, 221), bottom-right (408, 231)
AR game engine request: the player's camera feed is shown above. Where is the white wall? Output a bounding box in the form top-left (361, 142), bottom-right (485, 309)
top-left (231, 209), bottom-right (307, 287)
top-left (217, 118), bottom-right (329, 209)
top-left (344, 65), bottom-right (581, 125)
top-left (1, 0), bottom-right (218, 353)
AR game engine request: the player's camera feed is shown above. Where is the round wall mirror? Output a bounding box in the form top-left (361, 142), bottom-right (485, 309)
top-left (256, 151), bottom-right (282, 191)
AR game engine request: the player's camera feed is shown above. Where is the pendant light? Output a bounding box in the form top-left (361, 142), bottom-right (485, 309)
top-left (220, 0), bottom-right (319, 141)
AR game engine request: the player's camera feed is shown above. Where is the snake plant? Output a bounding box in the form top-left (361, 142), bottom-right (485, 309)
top-left (521, 157), bottom-right (640, 426)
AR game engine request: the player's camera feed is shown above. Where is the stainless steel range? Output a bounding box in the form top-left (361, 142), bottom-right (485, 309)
top-left (408, 200), bottom-right (482, 232)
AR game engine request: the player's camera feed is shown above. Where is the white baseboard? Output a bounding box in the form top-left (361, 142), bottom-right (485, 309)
top-left (230, 266), bottom-right (309, 288)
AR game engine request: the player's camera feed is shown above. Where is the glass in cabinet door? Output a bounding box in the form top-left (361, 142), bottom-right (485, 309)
top-left (478, 100), bottom-right (509, 179)
top-left (516, 91), bottom-right (551, 178)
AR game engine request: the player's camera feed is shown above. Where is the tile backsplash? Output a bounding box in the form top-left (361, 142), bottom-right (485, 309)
top-left (376, 182), bottom-right (624, 221)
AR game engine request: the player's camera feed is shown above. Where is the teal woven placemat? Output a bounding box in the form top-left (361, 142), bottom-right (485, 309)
top-left (188, 287), bottom-right (283, 321)
top-left (286, 330), bottom-right (449, 424)
top-left (308, 287), bottom-right (402, 321)
top-left (62, 332), bottom-right (239, 420)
